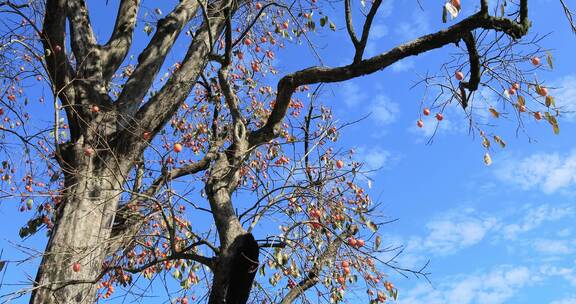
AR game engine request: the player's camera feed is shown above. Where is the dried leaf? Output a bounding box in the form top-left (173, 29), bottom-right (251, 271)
top-left (367, 221), bottom-right (378, 232)
top-left (375, 235), bottom-right (381, 250)
top-left (547, 51), bottom-right (554, 69)
top-left (517, 95), bottom-right (526, 106)
top-left (484, 152), bottom-right (492, 166)
top-left (489, 107), bottom-right (500, 118)
top-left (545, 95), bottom-right (555, 107)
top-left (494, 135), bottom-right (506, 148)
top-left (482, 137), bottom-right (490, 148)
top-left (544, 112), bottom-right (560, 135)
top-left (444, 2), bottom-right (459, 19)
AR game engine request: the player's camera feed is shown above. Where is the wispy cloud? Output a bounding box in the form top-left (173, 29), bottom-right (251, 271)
top-left (422, 209), bottom-right (499, 255)
top-left (552, 296), bottom-right (576, 304)
top-left (402, 265), bottom-right (538, 304)
top-left (338, 82), bottom-right (366, 108)
top-left (553, 75), bottom-right (576, 122)
top-left (370, 94), bottom-right (400, 125)
top-left (354, 146), bottom-right (399, 173)
top-left (495, 151), bottom-right (576, 194)
top-left (532, 238), bottom-right (575, 255)
top-left (500, 204), bottom-right (574, 240)
top-left (381, 204), bottom-right (574, 269)
top-left (337, 82), bottom-right (400, 127)
top-left (395, 10), bottom-right (430, 41)
top-left (390, 59), bottom-right (415, 72)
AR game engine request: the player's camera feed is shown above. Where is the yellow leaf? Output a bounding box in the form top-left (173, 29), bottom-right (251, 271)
top-left (547, 51), bottom-right (554, 69)
top-left (544, 112), bottom-right (560, 135)
top-left (482, 137), bottom-right (490, 148)
top-left (484, 153), bottom-right (492, 166)
top-left (545, 95), bottom-right (555, 107)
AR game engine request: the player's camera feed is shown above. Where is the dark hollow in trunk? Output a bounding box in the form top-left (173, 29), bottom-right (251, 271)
top-left (225, 233), bottom-right (259, 304)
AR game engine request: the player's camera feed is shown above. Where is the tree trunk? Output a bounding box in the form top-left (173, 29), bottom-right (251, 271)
top-left (206, 153), bottom-right (259, 304)
top-left (29, 145), bottom-right (130, 304)
top-left (208, 234), bottom-right (259, 304)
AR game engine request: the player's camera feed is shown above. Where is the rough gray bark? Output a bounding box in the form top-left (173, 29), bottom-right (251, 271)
top-left (30, 147), bottom-right (132, 303)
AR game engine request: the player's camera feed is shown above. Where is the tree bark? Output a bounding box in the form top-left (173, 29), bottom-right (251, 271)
top-left (29, 144), bottom-right (132, 304)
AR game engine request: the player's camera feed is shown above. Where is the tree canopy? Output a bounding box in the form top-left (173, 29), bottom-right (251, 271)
top-left (0, 0), bottom-right (573, 303)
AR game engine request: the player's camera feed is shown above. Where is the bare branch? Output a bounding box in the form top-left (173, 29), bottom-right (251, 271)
top-left (279, 225), bottom-right (358, 304)
top-left (559, 0), bottom-right (576, 34)
top-left (344, 0), bottom-right (360, 47)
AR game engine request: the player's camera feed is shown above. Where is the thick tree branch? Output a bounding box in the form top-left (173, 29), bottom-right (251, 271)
top-left (116, 0), bottom-right (200, 116)
top-left (279, 225), bottom-right (358, 304)
top-left (480, 0), bottom-right (488, 14)
top-left (131, 0), bottom-right (243, 140)
top-left (41, 0), bottom-right (80, 140)
top-left (458, 31), bottom-right (481, 109)
top-left (65, 0), bottom-right (98, 66)
top-left (101, 0), bottom-right (141, 82)
top-left (249, 11), bottom-right (531, 147)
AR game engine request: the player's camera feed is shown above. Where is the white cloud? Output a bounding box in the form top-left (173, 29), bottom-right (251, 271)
top-left (370, 23), bottom-right (389, 39)
top-left (422, 209), bottom-right (499, 255)
top-left (354, 146), bottom-right (397, 172)
top-left (380, 204), bottom-right (573, 270)
top-left (390, 59), bottom-right (415, 72)
top-left (370, 94), bottom-right (400, 125)
top-left (338, 82), bottom-right (366, 107)
top-left (552, 296), bottom-right (576, 304)
top-left (378, 0), bottom-right (395, 18)
top-left (540, 265), bottom-right (576, 286)
top-left (395, 10), bottom-right (430, 41)
top-left (402, 266), bottom-right (538, 304)
top-left (500, 204), bottom-right (574, 239)
top-left (495, 151), bottom-right (576, 194)
top-left (532, 239), bottom-right (574, 255)
top-left (337, 84), bottom-right (399, 126)
top-left (553, 75), bottom-right (576, 122)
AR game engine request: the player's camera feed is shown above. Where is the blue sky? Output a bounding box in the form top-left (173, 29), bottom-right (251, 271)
top-left (1, 0), bottom-right (576, 303)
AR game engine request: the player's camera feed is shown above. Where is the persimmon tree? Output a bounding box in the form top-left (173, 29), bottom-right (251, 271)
top-left (0, 0), bottom-right (567, 303)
